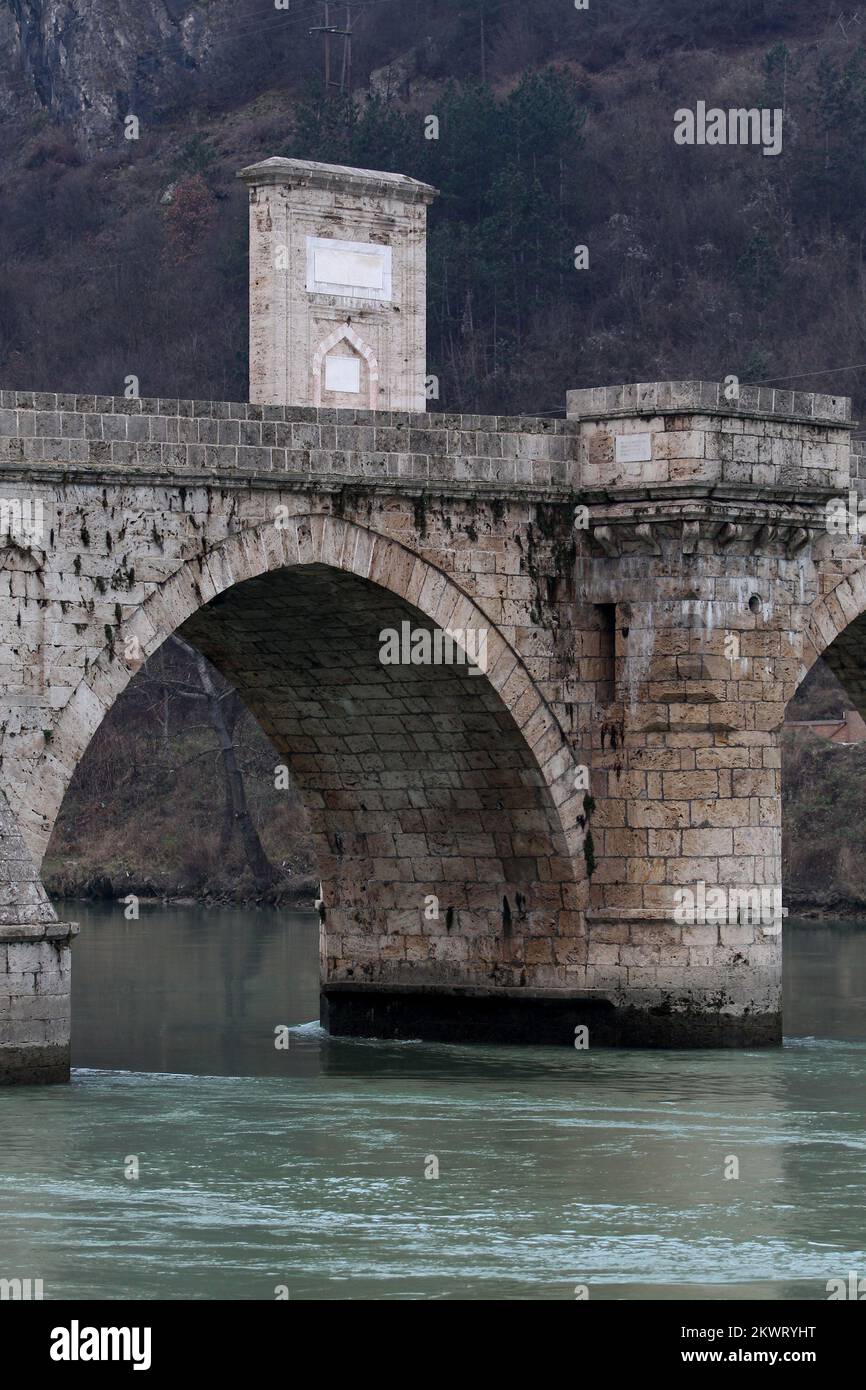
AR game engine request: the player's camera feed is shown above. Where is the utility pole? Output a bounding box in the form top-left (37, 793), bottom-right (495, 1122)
top-left (480, 0), bottom-right (486, 84)
top-left (344, 4), bottom-right (352, 95)
top-left (310, 1), bottom-right (353, 92)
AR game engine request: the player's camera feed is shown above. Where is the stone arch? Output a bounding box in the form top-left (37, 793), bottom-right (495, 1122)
top-left (28, 514), bottom-right (587, 997)
top-left (798, 564), bottom-right (866, 710)
top-left (311, 324), bottom-right (379, 408)
top-left (41, 516), bottom-right (583, 845)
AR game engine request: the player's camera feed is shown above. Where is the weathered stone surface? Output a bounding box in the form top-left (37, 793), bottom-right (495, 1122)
top-left (0, 376), bottom-right (861, 1066)
top-left (239, 158), bottom-right (438, 413)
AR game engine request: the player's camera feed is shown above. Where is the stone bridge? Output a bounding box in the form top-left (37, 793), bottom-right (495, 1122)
top-left (1, 158), bottom-right (864, 1081)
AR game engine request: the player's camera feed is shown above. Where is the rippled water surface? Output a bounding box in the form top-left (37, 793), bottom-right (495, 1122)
top-left (1, 905), bottom-right (866, 1300)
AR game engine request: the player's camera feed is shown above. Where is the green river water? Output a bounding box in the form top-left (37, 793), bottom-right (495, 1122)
top-left (1, 905), bottom-right (865, 1301)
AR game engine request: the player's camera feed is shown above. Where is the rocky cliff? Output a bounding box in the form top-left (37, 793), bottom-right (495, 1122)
top-left (1, 0), bottom-right (223, 143)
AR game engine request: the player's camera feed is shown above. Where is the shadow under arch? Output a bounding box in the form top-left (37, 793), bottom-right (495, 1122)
top-left (799, 563), bottom-right (866, 713)
top-left (779, 561), bottom-right (866, 934)
top-left (33, 515), bottom-right (588, 1029)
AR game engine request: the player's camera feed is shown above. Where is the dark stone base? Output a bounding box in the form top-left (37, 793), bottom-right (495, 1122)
top-left (0, 1043), bottom-right (70, 1084)
top-left (321, 985), bottom-right (782, 1049)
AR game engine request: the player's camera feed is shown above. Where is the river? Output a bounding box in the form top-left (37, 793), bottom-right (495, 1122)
top-left (1, 905), bottom-right (865, 1300)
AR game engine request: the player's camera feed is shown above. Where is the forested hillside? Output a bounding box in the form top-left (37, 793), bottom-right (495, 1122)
top-left (2, 0), bottom-right (865, 905)
top-left (0, 0), bottom-right (865, 414)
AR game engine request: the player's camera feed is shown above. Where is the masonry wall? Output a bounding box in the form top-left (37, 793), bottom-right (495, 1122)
top-left (0, 391), bottom-right (574, 489)
top-left (0, 788), bottom-right (75, 1082)
top-left (850, 440), bottom-right (866, 507)
top-left (241, 158), bottom-right (436, 412)
top-left (567, 382), bottom-right (859, 1041)
top-left (0, 427), bottom-right (588, 1075)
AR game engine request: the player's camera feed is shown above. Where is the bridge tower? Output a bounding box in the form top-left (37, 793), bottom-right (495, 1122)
top-left (239, 157), bottom-right (437, 412)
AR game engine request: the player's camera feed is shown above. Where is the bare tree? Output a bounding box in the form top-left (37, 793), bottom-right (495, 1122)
top-left (171, 636), bottom-right (279, 888)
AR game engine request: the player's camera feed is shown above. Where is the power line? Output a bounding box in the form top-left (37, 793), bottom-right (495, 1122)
top-left (208, 0), bottom-right (521, 46)
top-left (209, 2), bottom-right (329, 42)
top-left (745, 362), bottom-right (866, 386)
top-left (209, 0), bottom-right (403, 43)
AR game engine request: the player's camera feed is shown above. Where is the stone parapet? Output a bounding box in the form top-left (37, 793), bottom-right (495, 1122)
top-left (569, 380), bottom-right (854, 499)
top-left (0, 394), bottom-right (575, 492)
top-left (1, 386), bottom-right (852, 500)
top-left (567, 379), bottom-right (851, 425)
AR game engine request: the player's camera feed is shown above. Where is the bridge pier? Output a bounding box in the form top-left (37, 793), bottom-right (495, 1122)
top-left (0, 791), bottom-right (77, 1083)
top-left (320, 979), bottom-right (777, 1047)
top-left (584, 696), bottom-right (784, 1047)
top-left (568, 379), bottom-right (855, 1047)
